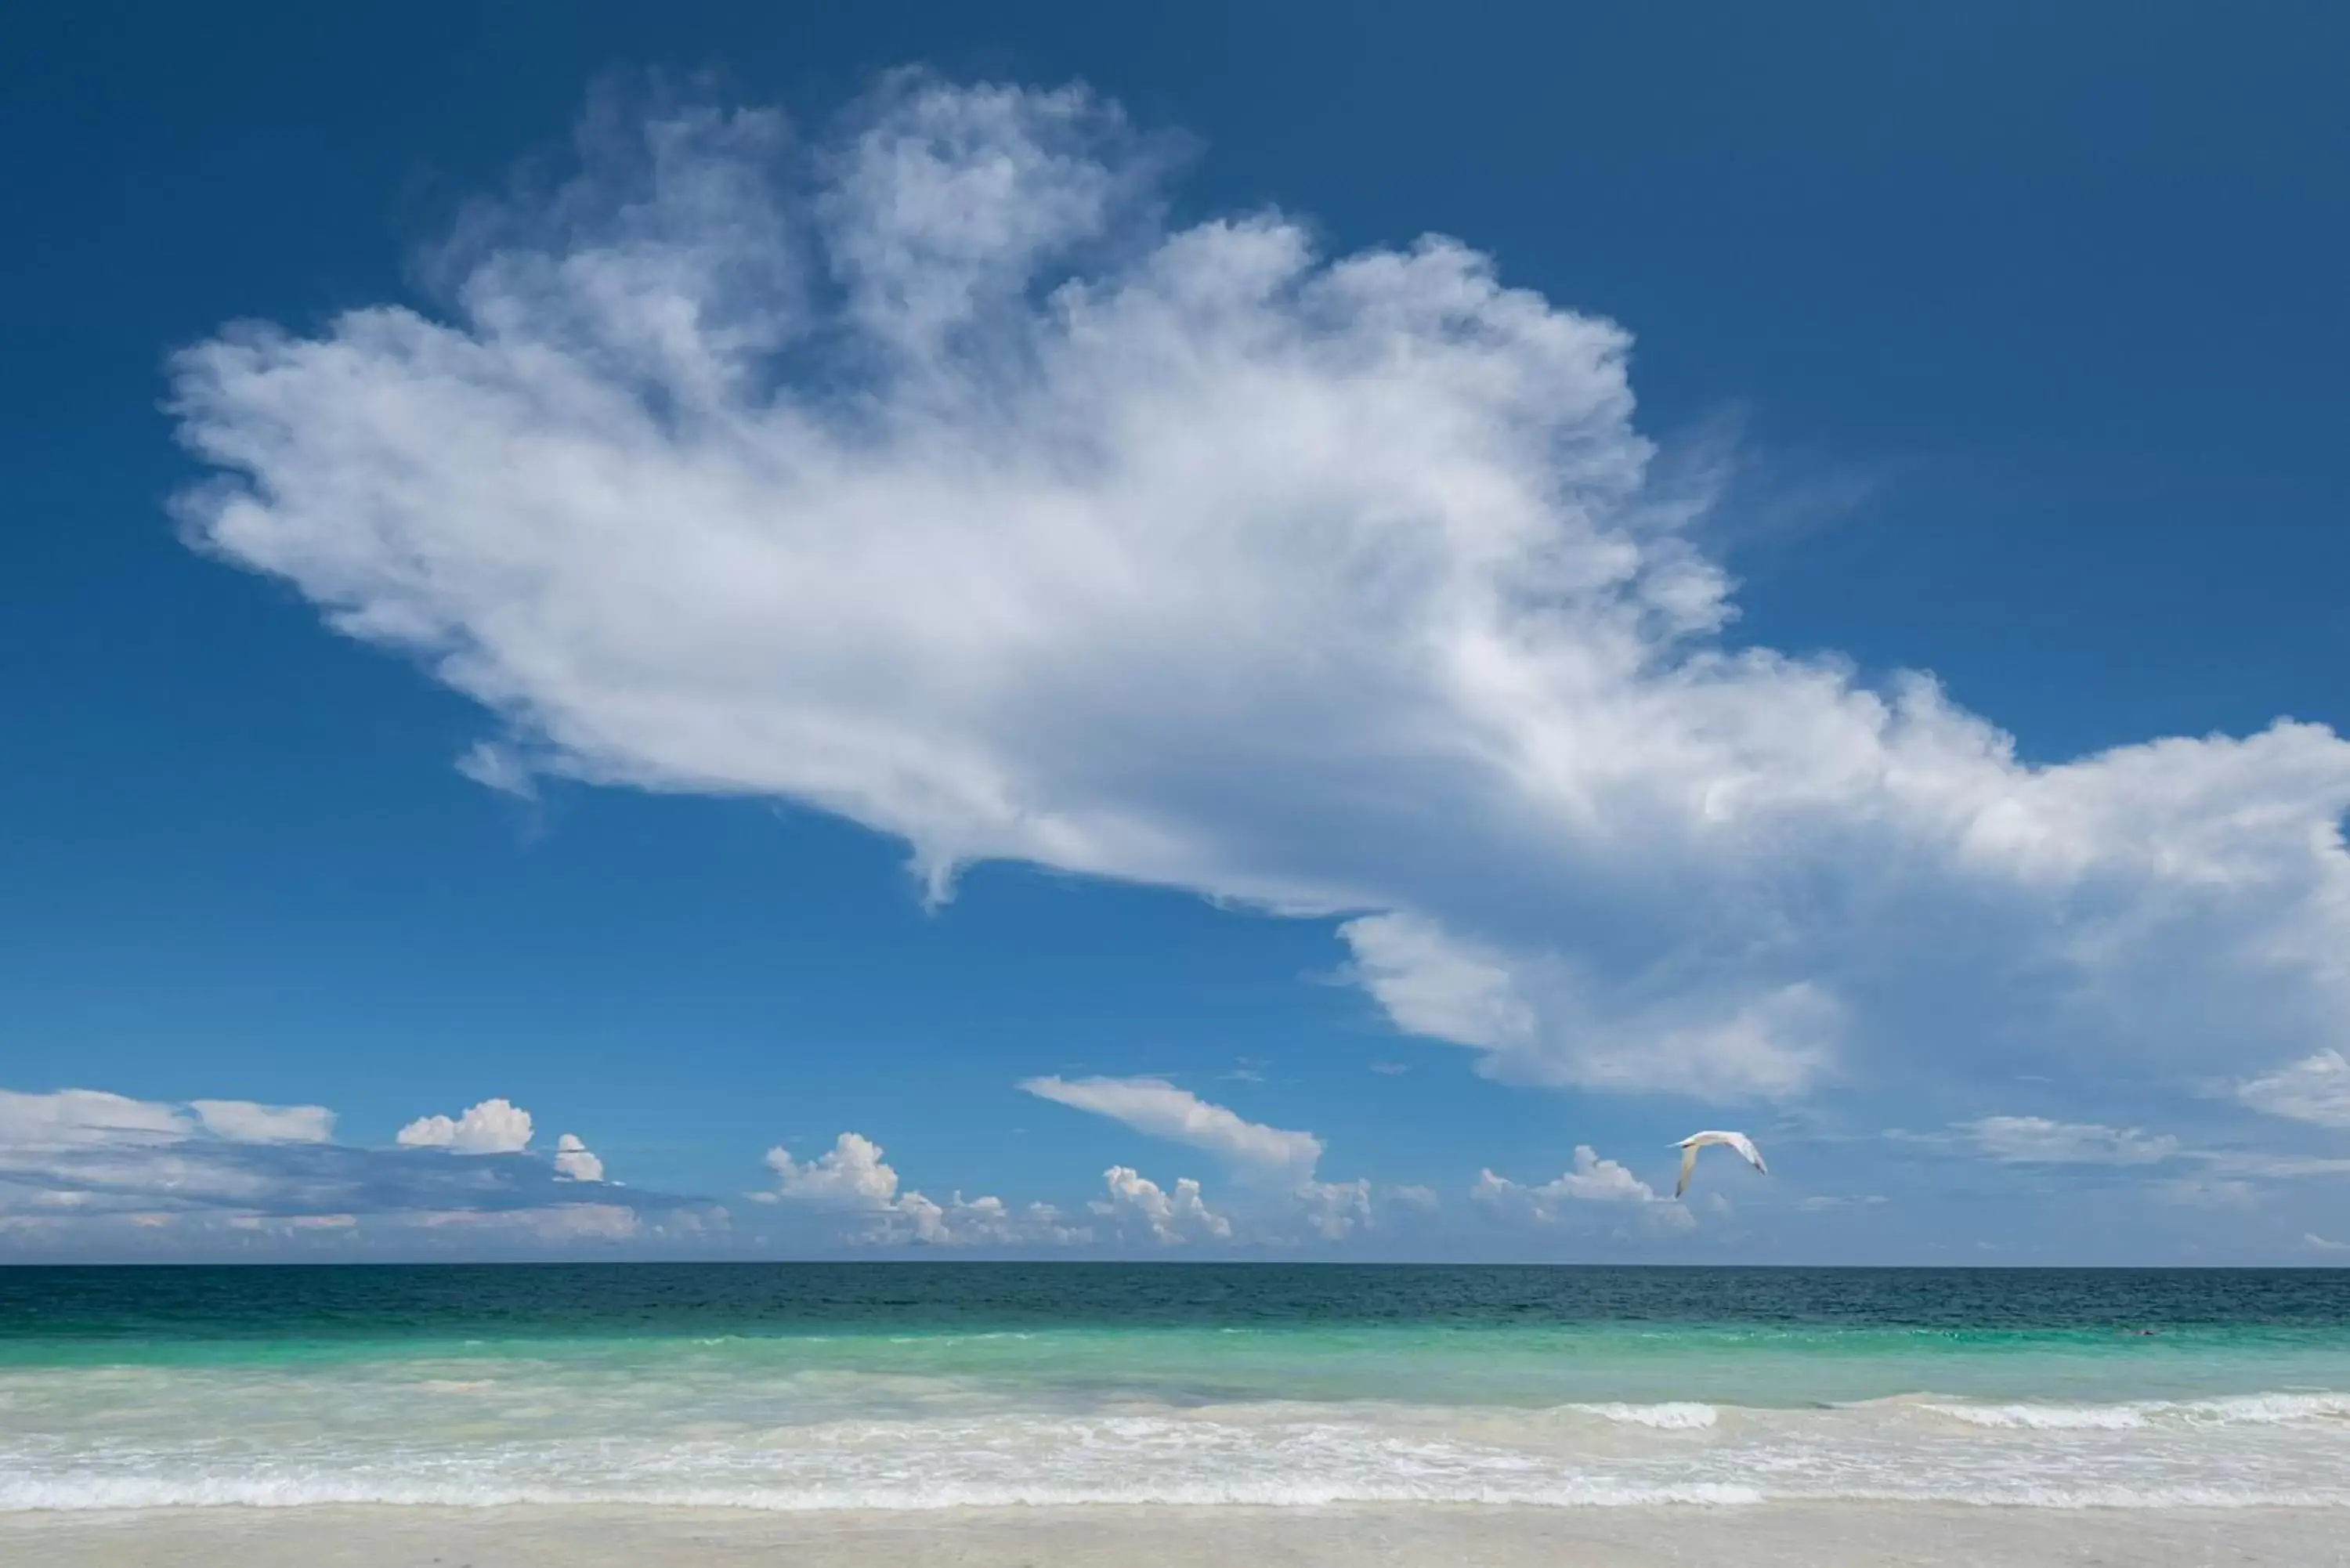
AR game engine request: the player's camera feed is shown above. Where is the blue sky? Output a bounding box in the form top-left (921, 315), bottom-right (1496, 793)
top-left (5, 2), bottom-right (2348, 1263)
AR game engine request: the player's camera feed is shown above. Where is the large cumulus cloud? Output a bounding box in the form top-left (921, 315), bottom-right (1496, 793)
top-left (168, 75), bottom-right (2350, 1117)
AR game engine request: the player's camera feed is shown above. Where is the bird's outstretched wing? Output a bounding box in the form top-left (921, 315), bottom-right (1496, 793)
top-left (1670, 1130), bottom-right (1768, 1198)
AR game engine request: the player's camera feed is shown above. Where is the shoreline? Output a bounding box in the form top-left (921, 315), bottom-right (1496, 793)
top-left (6, 1503), bottom-right (2346, 1567)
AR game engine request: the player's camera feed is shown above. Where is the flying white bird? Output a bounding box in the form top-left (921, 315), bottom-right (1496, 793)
top-left (1672, 1130), bottom-right (1767, 1198)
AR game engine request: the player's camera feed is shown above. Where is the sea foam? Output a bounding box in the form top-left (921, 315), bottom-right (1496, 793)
top-left (5, 1394), bottom-right (2350, 1513)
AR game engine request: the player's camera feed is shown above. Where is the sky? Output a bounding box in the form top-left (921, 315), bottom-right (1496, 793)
top-left (4, 2), bottom-right (2348, 1263)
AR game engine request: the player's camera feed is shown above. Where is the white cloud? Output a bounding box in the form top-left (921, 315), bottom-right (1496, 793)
top-left (455, 739), bottom-right (537, 800)
top-left (1348, 912), bottom-right (1839, 1099)
top-left (1343, 915), bottom-right (1535, 1054)
top-left (396, 1097), bottom-right (534, 1154)
top-left (2237, 1050), bottom-right (2350, 1128)
top-left (760, 1132), bottom-right (1043, 1246)
top-left (0, 1084), bottom-right (685, 1249)
top-left (1901, 1125), bottom-right (2350, 1184)
top-left (2200, 1151), bottom-right (2350, 1179)
top-left (893, 1190), bottom-right (1084, 1248)
top-left (1026, 1202), bottom-right (1095, 1246)
top-left (1526, 1144), bottom-right (1658, 1201)
top-left (757, 1131), bottom-right (1392, 1249)
top-left (1296, 1177), bottom-right (1374, 1239)
top-left (0, 1089), bottom-right (276, 1220)
top-left (190, 1100), bottom-right (335, 1143)
top-left (2307, 1232), bottom-right (2350, 1253)
top-left (1018, 1078), bottom-right (1397, 1240)
top-left (1092, 1165), bottom-right (1232, 1245)
top-left (1959, 1116), bottom-right (2179, 1165)
top-left (1020, 1076), bottom-right (1323, 1180)
top-left (764, 1133), bottom-right (903, 1208)
top-left (1474, 1144), bottom-right (1694, 1231)
top-left (552, 1133), bottom-right (604, 1182)
top-left (0, 1088), bottom-right (190, 1148)
top-left (168, 77), bottom-right (2350, 1115)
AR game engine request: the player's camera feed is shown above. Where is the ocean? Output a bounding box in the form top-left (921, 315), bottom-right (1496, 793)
top-left (3, 1263), bottom-right (2348, 1513)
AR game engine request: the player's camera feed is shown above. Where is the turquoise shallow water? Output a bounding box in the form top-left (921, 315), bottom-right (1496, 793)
top-left (4, 1265), bottom-right (2348, 1509)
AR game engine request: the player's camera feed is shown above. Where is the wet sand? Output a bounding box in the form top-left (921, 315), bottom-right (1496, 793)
top-left (5, 1504), bottom-right (2345, 1567)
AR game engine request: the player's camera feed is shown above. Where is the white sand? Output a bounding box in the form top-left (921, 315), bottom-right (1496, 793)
top-left (5, 1504), bottom-right (2345, 1567)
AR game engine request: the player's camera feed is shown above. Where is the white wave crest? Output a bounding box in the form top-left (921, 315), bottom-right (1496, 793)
top-left (1924, 1393), bottom-right (2350, 1430)
top-left (1567, 1402), bottom-right (1720, 1429)
top-left (2186, 1394), bottom-right (2350, 1425)
top-left (1925, 1402), bottom-right (2148, 1430)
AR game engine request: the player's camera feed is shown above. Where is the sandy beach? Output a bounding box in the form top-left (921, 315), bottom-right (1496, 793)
top-left (6, 1505), bottom-right (2346, 1568)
